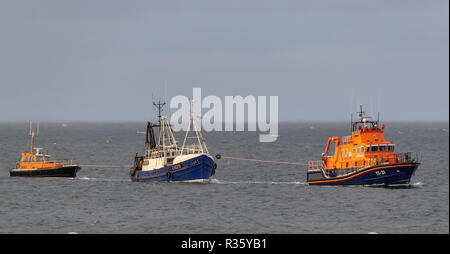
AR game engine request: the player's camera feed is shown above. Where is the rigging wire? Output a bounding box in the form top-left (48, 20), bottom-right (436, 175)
top-left (219, 156), bottom-right (308, 166)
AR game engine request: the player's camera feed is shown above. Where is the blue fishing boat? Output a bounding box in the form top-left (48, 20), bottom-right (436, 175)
top-left (130, 100), bottom-right (217, 183)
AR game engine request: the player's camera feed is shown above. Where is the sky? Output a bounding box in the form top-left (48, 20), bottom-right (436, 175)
top-left (0, 0), bottom-right (448, 122)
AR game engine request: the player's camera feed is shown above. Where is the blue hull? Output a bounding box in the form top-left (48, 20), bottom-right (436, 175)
top-left (132, 154), bottom-right (215, 183)
top-left (307, 163), bottom-right (419, 186)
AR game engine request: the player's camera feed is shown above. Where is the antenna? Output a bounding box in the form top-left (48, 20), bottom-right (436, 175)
top-left (164, 80), bottom-right (167, 104)
top-left (152, 99), bottom-right (166, 126)
top-left (28, 121), bottom-right (36, 153)
top-left (358, 104), bottom-right (365, 121)
top-left (27, 121), bottom-right (40, 152)
top-left (350, 113), bottom-right (353, 132)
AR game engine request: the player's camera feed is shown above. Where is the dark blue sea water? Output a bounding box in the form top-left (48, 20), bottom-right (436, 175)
top-left (0, 122), bottom-right (448, 233)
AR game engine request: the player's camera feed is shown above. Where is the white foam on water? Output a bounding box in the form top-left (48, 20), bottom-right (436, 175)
top-left (79, 176), bottom-right (95, 181)
top-left (412, 182), bottom-right (424, 187)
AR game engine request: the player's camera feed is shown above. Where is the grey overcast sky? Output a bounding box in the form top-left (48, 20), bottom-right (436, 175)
top-left (0, 0), bottom-right (448, 122)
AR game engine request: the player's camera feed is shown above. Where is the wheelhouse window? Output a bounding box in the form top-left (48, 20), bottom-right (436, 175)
top-left (361, 146), bottom-right (365, 153)
top-left (379, 145), bottom-right (386, 152)
top-left (371, 146), bottom-right (378, 152)
top-left (366, 146), bottom-right (371, 152)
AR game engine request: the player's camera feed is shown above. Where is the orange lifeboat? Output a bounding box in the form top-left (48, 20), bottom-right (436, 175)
top-left (9, 123), bottom-right (80, 177)
top-left (307, 105), bottom-right (420, 186)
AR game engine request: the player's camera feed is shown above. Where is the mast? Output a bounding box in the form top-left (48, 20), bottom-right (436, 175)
top-left (350, 113), bottom-right (353, 133)
top-left (152, 99), bottom-right (166, 127)
top-left (358, 104), bottom-right (365, 121)
top-left (377, 112), bottom-right (380, 126)
top-left (30, 131), bottom-right (35, 153)
top-left (28, 121), bottom-right (38, 153)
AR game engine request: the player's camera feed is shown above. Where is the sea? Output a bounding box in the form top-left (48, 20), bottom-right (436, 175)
top-left (0, 122), bottom-right (448, 234)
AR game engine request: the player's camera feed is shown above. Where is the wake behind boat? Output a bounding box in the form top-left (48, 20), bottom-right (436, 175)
top-left (130, 100), bottom-right (217, 183)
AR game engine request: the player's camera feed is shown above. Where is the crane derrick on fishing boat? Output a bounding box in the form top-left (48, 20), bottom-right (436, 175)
top-left (307, 105), bottom-right (420, 186)
top-left (130, 100), bottom-right (217, 182)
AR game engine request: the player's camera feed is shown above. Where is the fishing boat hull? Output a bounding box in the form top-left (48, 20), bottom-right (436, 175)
top-left (9, 165), bottom-right (81, 177)
top-left (131, 154), bottom-right (216, 183)
top-left (307, 163), bottom-right (419, 186)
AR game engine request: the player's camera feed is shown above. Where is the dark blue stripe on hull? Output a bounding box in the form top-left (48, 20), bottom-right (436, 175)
top-left (308, 163), bottom-right (419, 186)
top-left (133, 154), bottom-right (214, 183)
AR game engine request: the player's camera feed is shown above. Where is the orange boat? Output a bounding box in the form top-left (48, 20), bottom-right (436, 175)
top-left (307, 105), bottom-right (420, 186)
top-left (9, 123), bottom-right (80, 177)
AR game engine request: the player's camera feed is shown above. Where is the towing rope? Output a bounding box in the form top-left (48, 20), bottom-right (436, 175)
top-left (78, 156), bottom-right (309, 168)
top-left (219, 156), bottom-right (308, 166)
top-left (79, 164), bottom-right (132, 168)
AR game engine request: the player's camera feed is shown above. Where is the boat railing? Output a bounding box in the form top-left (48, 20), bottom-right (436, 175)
top-left (46, 159), bottom-right (74, 165)
top-left (394, 152), bottom-right (420, 163)
top-left (146, 146), bottom-right (205, 159)
top-left (307, 160), bottom-right (323, 170)
top-left (366, 152), bottom-right (420, 165)
top-left (148, 148), bottom-right (180, 159)
top-left (308, 160), bottom-right (332, 178)
top-left (180, 146), bottom-right (204, 155)
top-left (330, 152), bottom-right (420, 178)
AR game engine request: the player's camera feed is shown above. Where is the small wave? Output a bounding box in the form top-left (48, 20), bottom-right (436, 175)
top-left (67, 232), bottom-right (78, 234)
top-left (79, 176), bottom-right (94, 181)
top-left (210, 179), bottom-right (306, 185)
top-left (412, 182), bottom-right (425, 187)
top-left (368, 232), bottom-right (379, 234)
